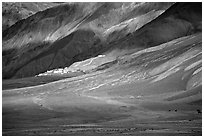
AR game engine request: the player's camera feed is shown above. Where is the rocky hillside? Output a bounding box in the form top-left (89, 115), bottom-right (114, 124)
top-left (2, 2), bottom-right (202, 135)
top-left (3, 29), bottom-right (202, 136)
top-left (2, 2), bottom-right (201, 79)
top-left (2, 2), bottom-right (61, 31)
top-left (2, 2), bottom-right (172, 79)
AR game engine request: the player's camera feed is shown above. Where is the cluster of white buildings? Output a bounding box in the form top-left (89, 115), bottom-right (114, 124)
top-left (36, 67), bottom-right (77, 76)
top-left (36, 55), bottom-right (106, 77)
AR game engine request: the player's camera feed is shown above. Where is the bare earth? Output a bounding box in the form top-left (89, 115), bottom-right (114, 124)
top-left (2, 34), bottom-right (202, 136)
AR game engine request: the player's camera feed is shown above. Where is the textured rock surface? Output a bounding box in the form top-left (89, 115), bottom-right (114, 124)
top-left (2, 2), bottom-right (60, 31)
top-left (2, 3), bottom-right (201, 79)
top-left (3, 2), bottom-right (173, 79)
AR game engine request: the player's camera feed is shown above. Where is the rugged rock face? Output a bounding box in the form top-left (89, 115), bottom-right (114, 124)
top-left (2, 2), bottom-right (201, 79)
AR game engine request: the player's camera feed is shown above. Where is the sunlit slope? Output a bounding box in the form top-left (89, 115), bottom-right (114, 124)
top-left (36, 2), bottom-right (202, 77)
top-left (2, 2), bottom-right (173, 79)
top-left (3, 33), bottom-right (201, 135)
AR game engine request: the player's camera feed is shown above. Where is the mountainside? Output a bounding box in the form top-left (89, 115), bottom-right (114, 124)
top-left (3, 27), bottom-right (202, 136)
top-left (3, 2), bottom-right (201, 79)
top-left (2, 2), bottom-right (173, 79)
top-left (2, 2), bottom-right (61, 31)
top-left (2, 2), bottom-right (202, 136)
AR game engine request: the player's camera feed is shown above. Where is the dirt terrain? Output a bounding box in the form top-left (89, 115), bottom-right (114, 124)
top-left (2, 2), bottom-right (202, 136)
top-left (3, 33), bottom-right (202, 135)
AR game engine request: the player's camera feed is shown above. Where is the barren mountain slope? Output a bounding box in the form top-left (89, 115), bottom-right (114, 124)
top-left (3, 33), bottom-right (202, 135)
top-left (2, 2), bottom-right (61, 31)
top-left (2, 2), bottom-right (173, 79)
top-left (2, 2), bottom-right (202, 136)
